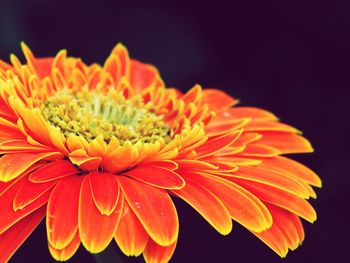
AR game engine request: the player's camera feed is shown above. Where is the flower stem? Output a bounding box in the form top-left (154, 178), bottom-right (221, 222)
top-left (92, 243), bottom-right (124, 263)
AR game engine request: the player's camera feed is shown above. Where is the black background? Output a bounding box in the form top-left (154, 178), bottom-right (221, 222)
top-left (1, 0), bottom-right (348, 262)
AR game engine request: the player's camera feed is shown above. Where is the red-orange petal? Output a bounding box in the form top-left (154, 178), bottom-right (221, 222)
top-left (123, 166), bottom-right (185, 190)
top-left (0, 206), bottom-right (46, 263)
top-left (114, 200), bottom-right (149, 256)
top-left (143, 239), bottom-right (177, 263)
top-left (238, 144), bottom-right (281, 157)
top-left (47, 176), bottom-right (83, 250)
top-left (0, 152), bottom-right (63, 182)
top-left (231, 166), bottom-right (310, 198)
top-left (49, 231), bottom-right (81, 261)
top-left (29, 160), bottom-right (79, 183)
top-left (260, 156), bottom-right (321, 187)
top-left (0, 177), bottom-right (49, 234)
top-left (195, 130), bottom-right (242, 158)
top-left (217, 107), bottom-right (278, 121)
top-left (266, 204), bottom-right (304, 250)
top-left (118, 176), bottom-right (178, 246)
top-left (252, 220), bottom-right (289, 257)
top-left (232, 178), bottom-right (317, 223)
top-left (172, 180), bottom-right (232, 235)
top-left (185, 172), bottom-right (272, 232)
top-left (244, 121), bottom-right (299, 133)
top-left (89, 172), bottom-right (119, 216)
top-left (256, 132), bottom-right (313, 154)
top-left (201, 89), bottom-right (238, 110)
top-left (13, 178), bottom-right (57, 210)
top-left (130, 60), bottom-right (160, 92)
top-left (79, 176), bottom-right (123, 253)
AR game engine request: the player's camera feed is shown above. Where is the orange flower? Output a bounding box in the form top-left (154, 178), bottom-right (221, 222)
top-left (0, 43), bottom-right (321, 262)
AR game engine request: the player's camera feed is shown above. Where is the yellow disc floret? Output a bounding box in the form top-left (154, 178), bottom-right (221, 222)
top-left (40, 87), bottom-right (170, 144)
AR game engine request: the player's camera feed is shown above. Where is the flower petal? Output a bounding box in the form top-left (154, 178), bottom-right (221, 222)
top-left (0, 152), bottom-right (63, 182)
top-left (239, 144), bottom-right (280, 157)
top-left (115, 200), bottom-right (149, 256)
top-left (129, 60), bottom-right (161, 92)
top-left (143, 239), bottom-right (177, 263)
top-left (232, 178), bottom-right (317, 223)
top-left (0, 177), bottom-right (49, 234)
top-left (231, 166), bottom-right (310, 198)
top-left (48, 231), bottom-right (81, 261)
top-left (29, 160), bottom-right (79, 183)
top-left (244, 121), bottom-right (299, 133)
top-left (201, 89), bottom-right (238, 110)
top-left (217, 107), bottom-right (278, 121)
top-left (255, 132), bottom-right (313, 154)
top-left (123, 166), bottom-right (185, 190)
top-left (13, 177), bottom-right (57, 210)
top-left (195, 130), bottom-right (242, 158)
top-left (79, 176), bottom-right (123, 253)
top-left (118, 176), bottom-right (178, 246)
top-left (47, 176), bottom-right (83, 250)
top-left (89, 172), bottom-right (119, 216)
top-left (266, 204), bottom-right (304, 250)
top-left (252, 220), bottom-right (289, 257)
top-left (185, 172), bottom-right (272, 232)
top-left (259, 156), bottom-right (321, 187)
top-left (172, 180), bottom-right (232, 235)
top-left (0, 206), bottom-right (45, 263)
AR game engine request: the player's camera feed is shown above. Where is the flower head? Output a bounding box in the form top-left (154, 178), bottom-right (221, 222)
top-left (0, 43), bottom-right (321, 262)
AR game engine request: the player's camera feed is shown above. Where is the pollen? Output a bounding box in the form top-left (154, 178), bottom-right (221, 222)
top-left (40, 87), bottom-right (171, 144)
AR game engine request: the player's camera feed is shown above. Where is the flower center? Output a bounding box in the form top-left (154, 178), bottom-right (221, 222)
top-left (40, 88), bottom-right (171, 144)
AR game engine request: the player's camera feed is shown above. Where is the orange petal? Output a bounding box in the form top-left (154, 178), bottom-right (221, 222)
top-left (266, 204), bottom-right (304, 250)
top-left (143, 239), bottom-right (177, 263)
top-left (111, 43), bottom-right (130, 76)
top-left (172, 180), bottom-right (232, 235)
top-left (115, 201), bottom-right (149, 256)
top-left (15, 107), bottom-right (53, 147)
top-left (89, 172), bottom-right (119, 216)
top-left (33, 58), bottom-right (54, 78)
top-left (244, 121), bottom-right (299, 133)
top-left (0, 177), bottom-right (49, 234)
top-left (49, 231), bottom-right (81, 261)
top-left (206, 118), bottom-right (250, 137)
top-left (0, 139), bottom-right (48, 154)
top-left (252, 220), bottom-right (289, 257)
top-left (181, 85), bottom-right (202, 104)
top-left (255, 132), bottom-right (313, 154)
top-left (201, 89), bottom-right (238, 110)
top-left (176, 159), bottom-right (219, 171)
top-left (47, 176), bottom-right (83, 250)
top-left (79, 176), bottom-right (122, 253)
top-left (185, 172), bottom-right (272, 232)
top-left (69, 156), bottom-right (102, 171)
top-left (195, 130), bottom-right (242, 158)
top-left (231, 178), bottom-right (317, 223)
top-left (147, 160), bottom-right (178, 171)
top-left (130, 60), bottom-right (160, 92)
top-left (0, 152), bottom-right (63, 182)
top-left (118, 176), bottom-right (178, 246)
top-left (260, 156), bottom-right (321, 187)
top-left (29, 160), bottom-right (79, 183)
top-left (216, 107), bottom-right (278, 121)
top-left (13, 178), bottom-right (56, 210)
top-left (231, 166), bottom-right (310, 198)
top-left (123, 166), bottom-right (185, 190)
top-left (0, 206), bottom-right (45, 263)
top-left (238, 144), bottom-right (281, 157)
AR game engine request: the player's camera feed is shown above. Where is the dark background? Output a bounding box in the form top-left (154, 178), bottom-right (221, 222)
top-left (1, 0), bottom-right (348, 262)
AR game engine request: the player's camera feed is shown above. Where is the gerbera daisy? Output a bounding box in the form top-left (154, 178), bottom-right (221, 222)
top-left (0, 43), bottom-right (321, 262)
